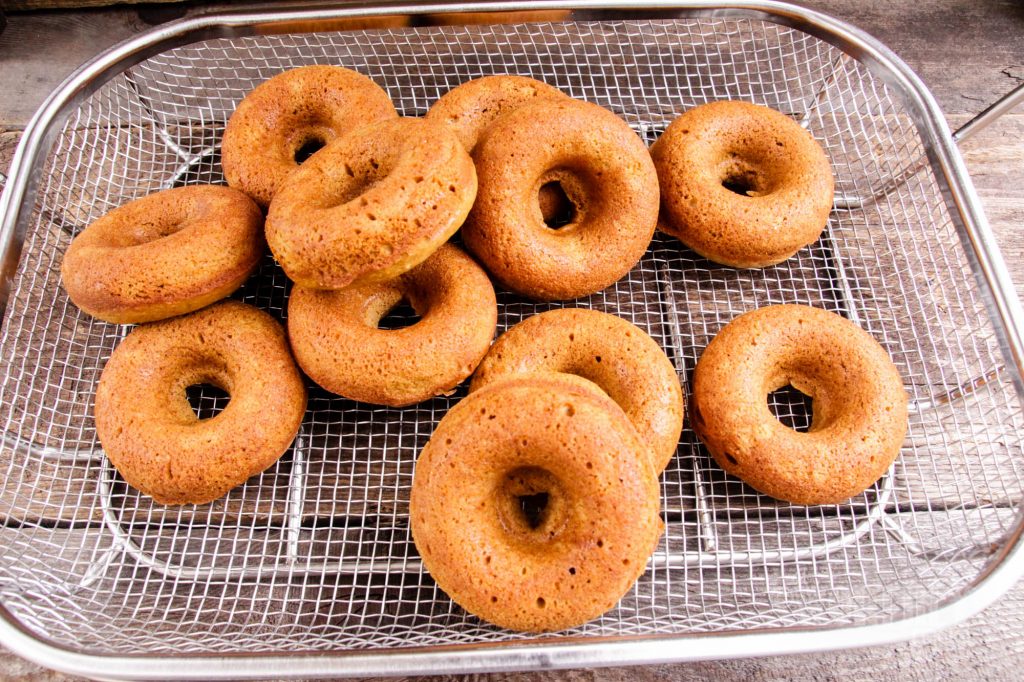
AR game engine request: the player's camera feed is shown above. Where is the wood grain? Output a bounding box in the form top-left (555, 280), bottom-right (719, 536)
top-left (0, 9), bottom-right (145, 129)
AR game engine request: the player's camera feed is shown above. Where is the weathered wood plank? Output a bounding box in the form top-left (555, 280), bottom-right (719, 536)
top-left (2, 1), bottom-right (1022, 130)
top-left (0, 9), bottom-right (145, 129)
top-left (5, 0), bottom-right (178, 8)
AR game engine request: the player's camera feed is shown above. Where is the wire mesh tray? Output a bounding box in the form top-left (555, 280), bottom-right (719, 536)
top-left (1, 2), bottom-right (1024, 678)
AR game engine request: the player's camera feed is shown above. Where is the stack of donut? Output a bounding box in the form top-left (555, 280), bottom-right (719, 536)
top-left (412, 308), bottom-right (684, 632)
top-left (58, 59), bottom-right (909, 633)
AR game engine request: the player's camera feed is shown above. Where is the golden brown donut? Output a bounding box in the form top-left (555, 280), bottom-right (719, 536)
top-left (651, 100), bottom-right (834, 268)
top-left (264, 15), bottom-right (411, 34)
top-left (266, 117), bottom-right (477, 290)
top-left (422, 10), bottom-right (571, 25)
top-left (471, 308), bottom-right (683, 472)
top-left (221, 65), bottom-right (398, 208)
top-left (411, 373), bottom-right (662, 632)
top-left (94, 301), bottom-right (307, 505)
top-left (287, 244), bottom-right (496, 406)
top-left (463, 98), bottom-right (659, 300)
top-left (426, 75), bottom-right (568, 154)
top-left (61, 185), bottom-right (263, 324)
top-left (426, 75), bottom-right (571, 224)
top-left (691, 305), bottom-right (907, 505)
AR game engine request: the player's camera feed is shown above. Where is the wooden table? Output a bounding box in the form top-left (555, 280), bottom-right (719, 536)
top-left (0, 1), bottom-right (1022, 679)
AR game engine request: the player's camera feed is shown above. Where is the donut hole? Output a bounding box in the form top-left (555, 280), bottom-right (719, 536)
top-left (768, 383), bottom-right (814, 433)
top-left (721, 169), bottom-right (768, 197)
top-left (293, 136), bottom-right (327, 165)
top-left (377, 297), bottom-right (421, 330)
top-left (719, 157), bottom-right (773, 197)
top-left (361, 286), bottom-right (424, 330)
top-left (185, 382), bottom-right (230, 421)
top-left (518, 492), bottom-right (549, 530)
top-left (538, 181), bottom-right (575, 228)
top-left (124, 215), bottom-right (188, 246)
top-left (496, 466), bottom-right (567, 539)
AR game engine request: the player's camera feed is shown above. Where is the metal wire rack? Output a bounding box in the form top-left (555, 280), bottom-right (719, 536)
top-left (0, 4), bottom-right (1023, 676)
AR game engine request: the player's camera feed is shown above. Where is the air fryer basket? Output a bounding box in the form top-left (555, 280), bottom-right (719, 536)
top-left (0, 2), bottom-right (1023, 678)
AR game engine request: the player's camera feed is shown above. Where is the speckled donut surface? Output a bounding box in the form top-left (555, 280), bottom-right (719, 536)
top-left (410, 373), bottom-right (662, 632)
top-left (471, 308), bottom-right (683, 472)
top-left (422, 10), bottom-right (571, 25)
top-left (651, 100), bottom-right (834, 268)
top-left (266, 117), bottom-right (477, 290)
top-left (426, 75), bottom-right (567, 153)
top-left (287, 244), bottom-right (496, 406)
top-left (221, 65), bottom-right (398, 208)
top-left (691, 304), bottom-right (907, 505)
top-left (61, 185), bottom-right (263, 324)
top-left (463, 98), bottom-right (659, 301)
top-left (94, 301), bottom-right (307, 505)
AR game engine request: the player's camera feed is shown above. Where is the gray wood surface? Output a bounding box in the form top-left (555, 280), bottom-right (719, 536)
top-left (0, 0), bottom-right (1023, 680)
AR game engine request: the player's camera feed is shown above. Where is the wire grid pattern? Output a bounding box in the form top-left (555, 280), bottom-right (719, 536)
top-left (0, 17), bottom-right (1022, 657)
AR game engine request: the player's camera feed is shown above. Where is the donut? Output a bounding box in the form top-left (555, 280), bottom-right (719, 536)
top-left (61, 185), bottom-right (263, 324)
top-left (287, 244), bottom-right (496, 406)
top-left (426, 75), bottom-right (568, 154)
top-left (94, 301), bottom-right (307, 505)
top-left (221, 65), bottom-right (398, 208)
top-left (268, 15), bottom-right (411, 33)
top-left (265, 117), bottom-right (477, 290)
top-left (471, 309), bottom-right (683, 472)
top-left (691, 304), bottom-right (907, 505)
top-left (421, 10), bottom-right (571, 25)
top-left (426, 75), bottom-right (571, 225)
top-left (411, 373), bottom-right (662, 632)
top-left (650, 100), bottom-right (834, 268)
top-left (463, 98), bottom-right (659, 300)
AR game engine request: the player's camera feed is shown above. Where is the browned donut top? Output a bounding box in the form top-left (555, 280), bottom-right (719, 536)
top-left (691, 304), bottom-right (907, 505)
top-left (422, 10), bottom-right (571, 25)
top-left (426, 75), bottom-right (567, 153)
top-left (267, 15), bottom-right (411, 33)
top-left (61, 185), bottom-right (264, 324)
top-left (221, 65), bottom-right (398, 207)
top-left (94, 301), bottom-right (307, 505)
top-left (266, 117), bottom-right (477, 290)
top-left (287, 244), bottom-right (497, 406)
top-left (651, 100), bottom-right (834, 268)
top-left (411, 373), bottom-right (661, 632)
top-left (471, 308), bottom-right (683, 472)
top-left (463, 98), bottom-right (659, 300)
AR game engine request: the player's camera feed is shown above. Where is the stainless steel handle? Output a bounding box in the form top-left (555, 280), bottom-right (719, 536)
top-left (954, 82), bottom-right (1024, 144)
top-left (929, 83), bottom-right (1024, 402)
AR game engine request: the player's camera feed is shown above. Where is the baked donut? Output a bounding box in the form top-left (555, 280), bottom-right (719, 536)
top-left (463, 98), bottom-right (659, 300)
top-left (426, 75), bottom-right (568, 154)
top-left (266, 117), bottom-right (477, 290)
top-left (426, 75), bottom-right (571, 224)
top-left (650, 100), bottom-right (834, 268)
top-left (422, 10), bottom-right (571, 25)
top-left (221, 65), bottom-right (397, 208)
top-left (268, 15), bottom-right (411, 33)
top-left (471, 308), bottom-right (683, 472)
top-left (691, 304), bottom-right (907, 505)
top-left (61, 185), bottom-right (263, 324)
top-left (94, 301), bottom-right (307, 505)
top-left (411, 373), bottom-right (662, 632)
top-left (287, 244), bottom-right (496, 406)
